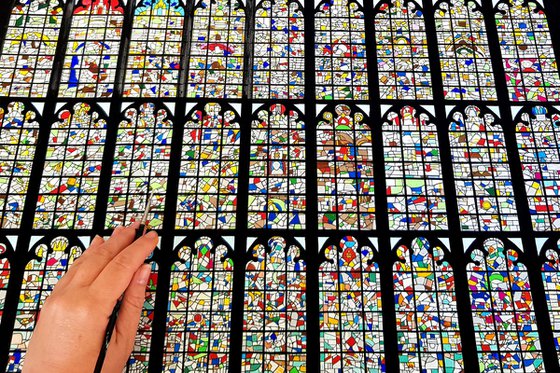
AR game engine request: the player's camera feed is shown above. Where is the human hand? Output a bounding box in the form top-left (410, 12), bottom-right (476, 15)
top-left (23, 224), bottom-right (158, 373)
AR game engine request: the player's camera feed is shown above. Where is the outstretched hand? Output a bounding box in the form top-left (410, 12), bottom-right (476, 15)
top-left (23, 224), bottom-right (158, 373)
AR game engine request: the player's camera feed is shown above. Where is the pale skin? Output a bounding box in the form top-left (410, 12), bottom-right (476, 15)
top-left (23, 223), bottom-right (158, 373)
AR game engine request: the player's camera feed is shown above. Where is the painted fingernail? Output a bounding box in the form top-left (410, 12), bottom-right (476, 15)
top-left (111, 226), bottom-right (124, 236)
top-left (145, 230), bottom-right (158, 240)
top-left (137, 264), bottom-right (151, 285)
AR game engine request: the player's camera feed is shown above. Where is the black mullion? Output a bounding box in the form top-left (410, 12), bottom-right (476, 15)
top-left (542, 0), bottom-right (560, 94)
top-left (242, 0), bottom-right (254, 98)
top-left (228, 97), bottom-right (251, 372)
top-left (422, 1), bottom-right (479, 371)
top-left (482, 1), bottom-right (560, 370)
top-left (304, 0), bottom-right (318, 370)
top-left (48, 0), bottom-right (75, 97)
top-left (178, 0), bottom-right (194, 97)
top-left (363, 1), bottom-right (397, 370)
top-left (147, 96), bottom-right (184, 372)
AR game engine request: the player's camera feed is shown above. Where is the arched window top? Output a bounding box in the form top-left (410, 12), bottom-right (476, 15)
top-left (0, 102), bottom-right (40, 129)
top-left (449, 105), bottom-right (501, 133)
top-left (121, 102), bottom-right (173, 129)
top-left (184, 102), bottom-right (240, 130)
top-left (319, 235), bottom-right (377, 271)
top-left (175, 236), bottom-right (233, 270)
top-left (246, 236), bottom-right (306, 271)
top-left (394, 236), bottom-right (452, 272)
top-left (26, 236), bottom-right (83, 271)
top-left (496, 0), bottom-right (545, 12)
top-left (53, 102), bottom-right (107, 130)
top-left (542, 242), bottom-right (560, 271)
top-left (376, 0), bottom-right (424, 16)
top-left (383, 105), bottom-right (435, 130)
top-left (467, 238), bottom-right (527, 273)
top-left (516, 105), bottom-right (560, 131)
top-left (316, 0), bottom-right (364, 16)
top-left (135, 0), bottom-right (185, 14)
top-left (252, 102), bottom-right (305, 129)
top-left (317, 103), bottom-right (369, 131)
top-left (74, 0), bottom-right (125, 13)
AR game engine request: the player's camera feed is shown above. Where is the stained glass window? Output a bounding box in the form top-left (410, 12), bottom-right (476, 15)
top-left (317, 104), bottom-right (375, 230)
top-left (59, 0), bottom-right (124, 98)
top-left (0, 0), bottom-right (64, 97)
top-left (516, 106), bottom-right (560, 231)
top-left (177, 103), bottom-right (240, 229)
top-left (252, 0), bottom-right (305, 99)
top-left (248, 104), bottom-right (306, 229)
top-left (467, 238), bottom-right (543, 371)
top-left (449, 105), bottom-right (519, 231)
top-left (127, 261), bottom-right (158, 372)
top-left (107, 102), bottom-right (172, 230)
top-left (0, 102), bottom-right (40, 229)
top-left (393, 237), bottom-right (463, 372)
top-left (123, 0), bottom-right (185, 98)
top-left (542, 243), bottom-right (560, 360)
top-left (0, 241), bottom-right (11, 324)
top-left (435, 0), bottom-right (496, 101)
top-left (34, 103), bottom-right (107, 230)
top-left (242, 237), bottom-right (306, 371)
top-left (496, 0), bottom-right (560, 101)
top-left (315, 0), bottom-right (368, 100)
top-left (376, 0), bottom-right (432, 100)
top-left (7, 237), bottom-right (82, 372)
top-left (187, 0), bottom-right (245, 98)
top-left (383, 106), bottom-right (447, 230)
top-left (164, 237), bottom-right (234, 372)
top-left (319, 236), bottom-right (384, 371)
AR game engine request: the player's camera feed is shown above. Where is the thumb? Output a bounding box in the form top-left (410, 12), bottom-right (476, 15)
top-left (101, 264), bottom-right (151, 373)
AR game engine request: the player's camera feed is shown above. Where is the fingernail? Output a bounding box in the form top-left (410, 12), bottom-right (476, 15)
top-left (145, 230), bottom-right (158, 240)
top-left (137, 264), bottom-right (151, 285)
top-left (111, 226), bottom-right (124, 236)
top-left (130, 221), bottom-right (140, 229)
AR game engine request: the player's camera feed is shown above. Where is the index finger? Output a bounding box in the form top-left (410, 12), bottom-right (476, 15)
top-left (91, 231), bottom-right (158, 301)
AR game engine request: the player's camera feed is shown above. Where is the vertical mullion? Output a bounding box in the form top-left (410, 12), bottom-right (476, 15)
top-left (178, 0), bottom-right (194, 97)
top-left (303, 0), bottom-right (318, 372)
top-left (242, 0), bottom-right (254, 98)
top-left (47, 0), bottom-right (75, 97)
top-left (422, 1), bottom-right (479, 371)
top-left (481, 1), bottom-right (560, 370)
top-left (363, 1), bottom-right (398, 371)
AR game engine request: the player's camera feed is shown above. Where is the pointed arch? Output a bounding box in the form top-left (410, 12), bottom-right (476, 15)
top-left (123, 0), bottom-right (186, 97)
top-left (7, 236), bottom-right (84, 372)
top-left (448, 105), bottom-right (519, 231)
top-left (59, 0), bottom-right (125, 98)
top-left (393, 236), bottom-right (463, 371)
top-left (0, 102), bottom-right (41, 228)
top-left (176, 102), bottom-right (240, 229)
top-left (242, 236), bottom-right (306, 371)
top-left (0, 0), bottom-right (65, 97)
top-left (0, 237), bottom-right (16, 325)
top-left (34, 102), bottom-right (108, 230)
top-left (383, 105), bottom-right (447, 230)
top-left (107, 102), bottom-right (173, 229)
top-left (375, 0), bottom-right (432, 100)
top-left (467, 238), bottom-right (544, 371)
top-left (187, 0), bottom-right (246, 98)
top-left (434, 0), bottom-right (497, 100)
top-left (515, 106), bottom-right (560, 231)
top-left (252, 0), bottom-right (305, 99)
top-left (316, 104), bottom-right (375, 230)
top-left (495, 0), bottom-right (560, 101)
top-left (248, 103), bottom-right (306, 229)
top-left (319, 236), bottom-right (384, 370)
top-left (540, 238), bottom-right (560, 361)
top-left (314, 0), bottom-right (369, 100)
top-left (163, 236), bottom-right (234, 371)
